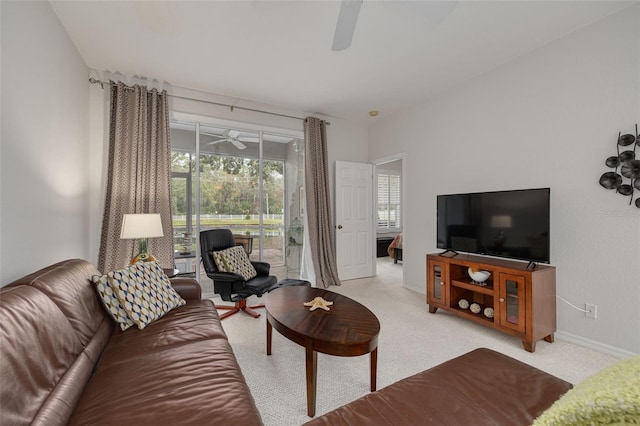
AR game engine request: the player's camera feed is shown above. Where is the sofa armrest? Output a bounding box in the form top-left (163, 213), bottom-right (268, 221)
top-left (170, 277), bottom-right (201, 300)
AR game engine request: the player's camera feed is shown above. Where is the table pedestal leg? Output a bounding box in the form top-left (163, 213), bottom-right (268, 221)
top-left (306, 347), bottom-right (317, 417)
top-left (266, 320), bottom-right (272, 355)
top-left (370, 347), bottom-right (378, 391)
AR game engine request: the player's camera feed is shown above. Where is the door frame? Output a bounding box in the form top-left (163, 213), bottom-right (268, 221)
top-left (372, 153), bottom-right (406, 288)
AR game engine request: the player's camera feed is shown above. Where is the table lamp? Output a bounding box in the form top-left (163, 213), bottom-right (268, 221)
top-left (490, 215), bottom-right (512, 250)
top-left (120, 213), bottom-right (164, 264)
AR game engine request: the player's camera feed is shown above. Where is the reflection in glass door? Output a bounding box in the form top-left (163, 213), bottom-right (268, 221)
top-left (169, 121), bottom-right (304, 296)
top-left (499, 273), bottom-right (526, 333)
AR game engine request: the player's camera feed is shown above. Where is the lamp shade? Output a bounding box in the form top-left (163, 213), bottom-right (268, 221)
top-left (120, 214), bottom-right (164, 239)
top-left (490, 215), bottom-right (512, 228)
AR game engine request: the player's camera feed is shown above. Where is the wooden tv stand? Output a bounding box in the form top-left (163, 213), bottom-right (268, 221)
top-left (426, 253), bottom-right (556, 352)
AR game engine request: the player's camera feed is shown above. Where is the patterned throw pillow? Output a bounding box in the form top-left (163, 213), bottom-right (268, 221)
top-left (108, 261), bottom-right (186, 330)
top-left (213, 246), bottom-right (257, 281)
top-left (212, 250), bottom-right (228, 272)
top-left (92, 274), bottom-right (135, 331)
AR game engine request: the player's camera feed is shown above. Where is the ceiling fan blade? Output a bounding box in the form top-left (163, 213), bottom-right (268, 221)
top-left (231, 139), bottom-right (247, 150)
top-left (332, 0), bottom-right (362, 52)
top-left (201, 131), bottom-right (226, 141)
top-left (206, 138), bottom-right (226, 145)
top-left (237, 137), bottom-right (260, 143)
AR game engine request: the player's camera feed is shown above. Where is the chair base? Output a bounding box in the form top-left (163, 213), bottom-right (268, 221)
top-left (216, 299), bottom-right (265, 320)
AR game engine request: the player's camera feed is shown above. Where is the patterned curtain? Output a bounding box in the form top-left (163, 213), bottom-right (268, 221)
top-left (304, 117), bottom-right (341, 288)
top-left (98, 82), bottom-right (174, 272)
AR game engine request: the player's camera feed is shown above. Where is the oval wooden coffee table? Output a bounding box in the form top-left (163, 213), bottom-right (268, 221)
top-left (265, 286), bottom-right (380, 417)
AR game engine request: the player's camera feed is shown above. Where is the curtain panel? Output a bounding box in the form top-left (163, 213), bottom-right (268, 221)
top-left (98, 82), bottom-right (174, 272)
top-left (304, 117), bottom-right (341, 288)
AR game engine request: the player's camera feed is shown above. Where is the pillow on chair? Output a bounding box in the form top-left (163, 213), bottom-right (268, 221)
top-left (212, 246), bottom-right (257, 281)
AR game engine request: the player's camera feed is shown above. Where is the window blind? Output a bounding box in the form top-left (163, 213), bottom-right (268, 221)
top-left (377, 170), bottom-right (401, 230)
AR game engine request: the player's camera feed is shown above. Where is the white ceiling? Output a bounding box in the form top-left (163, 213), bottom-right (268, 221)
top-left (50, 0), bottom-right (635, 122)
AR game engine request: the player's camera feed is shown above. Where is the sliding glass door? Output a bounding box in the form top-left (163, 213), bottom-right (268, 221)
top-left (169, 120), bottom-right (303, 295)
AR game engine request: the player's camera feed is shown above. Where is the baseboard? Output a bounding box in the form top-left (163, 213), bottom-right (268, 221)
top-left (556, 330), bottom-right (638, 359)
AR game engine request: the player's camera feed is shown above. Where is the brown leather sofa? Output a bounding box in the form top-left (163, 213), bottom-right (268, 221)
top-left (305, 348), bottom-right (573, 426)
top-left (0, 259), bottom-right (263, 425)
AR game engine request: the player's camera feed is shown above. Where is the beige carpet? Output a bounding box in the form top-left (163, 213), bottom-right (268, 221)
top-left (211, 257), bottom-right (617, 426)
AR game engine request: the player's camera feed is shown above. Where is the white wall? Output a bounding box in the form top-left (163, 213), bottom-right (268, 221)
top-left (1, 1), bottom-right (90, 284)
top-left (369, 5), bottom-right (640, 355)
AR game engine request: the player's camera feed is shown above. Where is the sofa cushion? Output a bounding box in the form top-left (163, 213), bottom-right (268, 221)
top-left (305, 348), bottom-right (573, 426)
top-left (0, 285), bottom-right (85, 425)
top-left (213, 245), bottom-right (257, 280)
top-left (534, 354), bottom-right (640, 425)
top-left (99, 300), bottom-right (228, 365)
top-left (92, 273), bottom-right (135, 331)
top-left (108, 261), bottom-right (186, 329)
top-left (69, 337), bottom-right (263, 425)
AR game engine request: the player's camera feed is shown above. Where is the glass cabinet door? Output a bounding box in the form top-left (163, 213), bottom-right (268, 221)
top-left (498, 273), bottom-right (526, 333)
top-left (427, 260), bottom-right (447, 311)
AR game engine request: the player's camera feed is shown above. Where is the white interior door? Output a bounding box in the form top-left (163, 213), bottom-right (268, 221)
top-left (335, 161), bottom-right (374, 280)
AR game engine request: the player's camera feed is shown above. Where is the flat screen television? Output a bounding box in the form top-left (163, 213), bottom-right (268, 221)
top-left (437, 188), bottom-right (550, 264)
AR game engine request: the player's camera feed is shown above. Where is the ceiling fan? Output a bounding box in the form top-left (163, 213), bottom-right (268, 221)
top-left (332, 0), bottom-right (362, 51)
top-left (331, 0), bottom-right (458, 52)
top-left (203, 130), bottom-right (258, 150)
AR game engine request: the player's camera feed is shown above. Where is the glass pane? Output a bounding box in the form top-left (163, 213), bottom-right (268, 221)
top-left (170, 123), bottom-right (198, 280)
top-left (170, 121), bottom-right (302, 291)
top-left (199, 125), bottom-right (261, 260)
top-left (281, 136), bottom-right (304, 278)
top-left (433, 264), bottom-right (442, 300)
top-left (506, 279), bottom-right (520, 324)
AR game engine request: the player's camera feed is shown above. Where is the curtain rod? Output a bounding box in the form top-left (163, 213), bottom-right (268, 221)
top-left (88, 78), bottom-right (330, 125)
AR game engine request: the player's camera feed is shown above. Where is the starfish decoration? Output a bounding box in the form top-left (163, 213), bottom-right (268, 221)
top-left (303, 296), bottom-right (334, 312)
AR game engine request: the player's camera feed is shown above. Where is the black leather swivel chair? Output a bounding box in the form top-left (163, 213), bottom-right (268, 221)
top-left (200, 229), bottom-right (278, 319)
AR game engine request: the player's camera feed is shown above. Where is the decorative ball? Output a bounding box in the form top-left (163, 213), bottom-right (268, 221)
top-left (470, 303), bottom-right (481, 314)
top-left (458, 299), bottom-right (470, 309)
top-left (468, 267), bottom-right (491, 283)
top-left (484, 307), bottom-right (495, 319)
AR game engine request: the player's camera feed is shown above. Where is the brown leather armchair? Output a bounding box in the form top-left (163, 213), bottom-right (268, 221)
top-left (200, 228), bottom-right (278, 319)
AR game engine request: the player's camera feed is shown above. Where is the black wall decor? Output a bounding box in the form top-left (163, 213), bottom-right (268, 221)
top-left (599, 124), bottom-right (640, 208)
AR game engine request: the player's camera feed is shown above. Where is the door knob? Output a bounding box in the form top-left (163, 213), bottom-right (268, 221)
top-left (337, 225), bottom-right (343, 229)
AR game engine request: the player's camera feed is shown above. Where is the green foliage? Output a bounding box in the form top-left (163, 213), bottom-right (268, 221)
top-left (171, 153), bottom-right (284, 217)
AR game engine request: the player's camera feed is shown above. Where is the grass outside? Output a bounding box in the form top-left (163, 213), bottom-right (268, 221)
top-left (172, 218), bottom-right (282, 227)
top-left (173, 219), bottom-right (285, 252)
